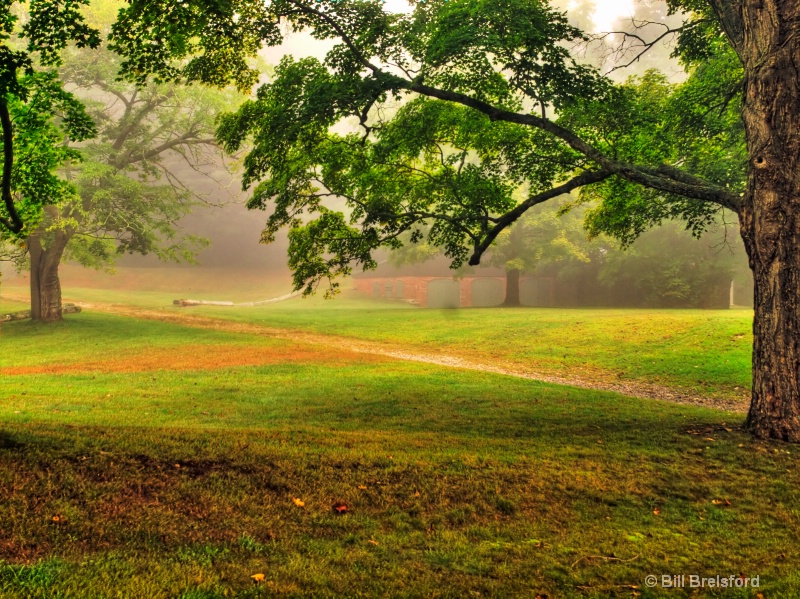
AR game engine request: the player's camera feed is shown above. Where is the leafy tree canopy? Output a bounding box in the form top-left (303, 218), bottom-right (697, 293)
top-left (1, 71), bottom-right (94, 238)
top-left (0, 0), bottom-right (99, 238)
top-left (54, 40), bottom-right (238, 268)
top-left (4, 0), bottom-right (241, 322)
top-left (109, 0), bottom-right (745, 295)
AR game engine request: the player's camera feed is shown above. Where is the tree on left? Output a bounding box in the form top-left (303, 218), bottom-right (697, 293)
top-left (0, 0), bottom-right (99, 321)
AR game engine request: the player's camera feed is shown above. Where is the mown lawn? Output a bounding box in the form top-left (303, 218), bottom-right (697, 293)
top-left (0, 296), bottom-right (29, 314)
top-left (0, 311), bottom-right (795, 598)
top-left (3, 268), bottom-right (755, 402)
top-left (198, 298), bottom-right (754, 403)
top-left (1, 265), bottom-right (293, 309)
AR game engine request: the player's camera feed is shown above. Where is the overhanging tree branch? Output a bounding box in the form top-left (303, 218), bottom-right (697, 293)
top-left (407, 81), bottom-right (741, 211)
top-left (468, 169), bottom-right (613, 266)
top-left (585, 20), bottom-right (687, 75)
top-left (115, 133), bottom-right (216, 168)
top-left (283, 0), bottom-right (741, 213)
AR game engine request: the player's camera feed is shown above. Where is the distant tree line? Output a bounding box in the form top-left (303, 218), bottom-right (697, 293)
top-left (544, 222), bottom-right (750, 309)
top-left (404, 204), bottom-right (750, 310)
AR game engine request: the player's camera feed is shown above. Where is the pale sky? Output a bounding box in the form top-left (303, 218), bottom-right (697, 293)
top-left (383, 0), bottom-right (637, 32)
top-left (264, 0), bottom-right (641, 65)
top-left (571, 0), bottom-right (636, 32)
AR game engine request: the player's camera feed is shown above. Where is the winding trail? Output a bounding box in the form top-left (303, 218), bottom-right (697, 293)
top-left (66, 300), bottom-right (748, 414)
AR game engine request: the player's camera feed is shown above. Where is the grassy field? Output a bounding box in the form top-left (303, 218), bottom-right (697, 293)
top-left (0, 305), bottom-right (796, 598)
top-left (3, 266), bottom-right (755, 404)
top-left (201, 301), bottom-right (754, 403)
top-left (1, 265), bottom-right (294, 310)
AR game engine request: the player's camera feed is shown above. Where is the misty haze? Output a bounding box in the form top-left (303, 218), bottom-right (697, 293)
top-left (0, 0), bottom-right (797, 597)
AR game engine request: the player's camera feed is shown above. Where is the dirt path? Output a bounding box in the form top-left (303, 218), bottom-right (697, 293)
top-left (54, 300), bottom-right (746, 414)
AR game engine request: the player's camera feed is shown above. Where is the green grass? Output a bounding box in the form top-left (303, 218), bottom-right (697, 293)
top-left (1, 265), bottom-right (294, 310)
top-left (3, 269), bottom-right (756, 402)
top-left (0, 311), bottom-right (795, 598)
top-left (195, 298), bottom-right (754, 402)
top-left (0, 296), bottom-right (29, 314)
top-left (0, 311), bottom-right (284, 368)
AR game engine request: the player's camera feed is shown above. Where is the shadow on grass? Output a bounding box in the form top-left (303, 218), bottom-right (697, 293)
top-left (0, 410), bottom-right (796, 597)
top-left (0, 432), bottom-right (24, 450)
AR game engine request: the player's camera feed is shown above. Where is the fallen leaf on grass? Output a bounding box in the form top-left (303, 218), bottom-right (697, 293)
top-left (332, 502), bottom-right (348, 513)
top-left (413, 490), bottom-right (421, 497)
top-left (357, 485), bottom-right (367, 490)
top-left (251, 573), bottom-right (265, 582)
top-left (652, 508), bottom-right (661, 516)
top-left (368, 539), bottom-right (379, 546)
top-left (292, 497), bottom-right (305, 507)
top-left (711, 499), bottom-right (731, 506)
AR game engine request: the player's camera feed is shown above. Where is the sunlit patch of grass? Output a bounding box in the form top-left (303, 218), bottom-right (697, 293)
top-left (0, 311), bottom-right (290, 369)
top-left (0, 559), bottom-right (64, 598)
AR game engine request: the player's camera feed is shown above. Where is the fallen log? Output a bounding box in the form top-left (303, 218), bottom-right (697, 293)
top-left (173, 289), bottom-right (303, 308)
top-left (0, 310), bottom-right (30, 321)
top-left (1, 304), bottom-right (81, 322)
top-left (173, 299), bottom-right (235, 307)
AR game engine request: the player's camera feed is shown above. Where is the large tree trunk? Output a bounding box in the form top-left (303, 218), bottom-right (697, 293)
top-left (736, 3), bottom-right (800, 440)
top-left (27, 228), bottom-right (71, 323)
top-left (503, 268), bottom-right (521, 307)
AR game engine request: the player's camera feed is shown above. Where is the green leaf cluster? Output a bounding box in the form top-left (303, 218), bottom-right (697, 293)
top-left (111, 0), bottom-right (747, 294)
top-left (1, 72), bottom-right (95, 241)
top-left (217, 54), bottom-right (585, 294)
top-left (0, 0), bottom-right (100, 239)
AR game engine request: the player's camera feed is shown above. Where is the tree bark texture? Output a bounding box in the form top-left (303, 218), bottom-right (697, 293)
top-left (503, 268), bottom-right (522, 307)
top-left (736, 2), bottom-right (800, 440)
top-left (27, 228), bottom-right (71, 323)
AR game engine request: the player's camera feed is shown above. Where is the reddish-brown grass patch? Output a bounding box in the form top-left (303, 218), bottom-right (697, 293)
top-left (4, 343), bottom-right (385, 375)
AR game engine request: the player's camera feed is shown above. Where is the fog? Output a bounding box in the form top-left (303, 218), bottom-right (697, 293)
top-left (0, 1), bottom-right (753, 310)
